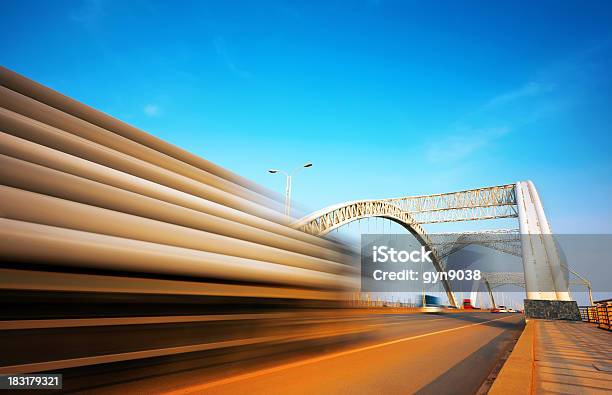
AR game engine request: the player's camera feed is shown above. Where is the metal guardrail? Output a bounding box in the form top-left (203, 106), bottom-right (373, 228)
top-left (579, 299), bottom-right (612, 331)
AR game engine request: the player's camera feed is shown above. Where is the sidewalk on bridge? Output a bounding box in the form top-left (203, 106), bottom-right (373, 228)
top-left (490, 318), bottom-right (611, 394)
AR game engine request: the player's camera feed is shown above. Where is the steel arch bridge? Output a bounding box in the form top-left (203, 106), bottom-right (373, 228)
top-left (291, 199), bottom-right (459, 306)
top-left (294, 182), bottom-right (573, 307)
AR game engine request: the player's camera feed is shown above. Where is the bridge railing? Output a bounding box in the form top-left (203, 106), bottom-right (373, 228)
top-left (579, 299), bottom-right (612, 331)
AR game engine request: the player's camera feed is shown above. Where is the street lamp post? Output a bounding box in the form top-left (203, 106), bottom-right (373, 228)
top-left (268, 162), bottom-right (312, 219)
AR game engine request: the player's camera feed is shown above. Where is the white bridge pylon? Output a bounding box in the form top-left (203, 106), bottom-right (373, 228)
top-left (293, 181), bottom-right (571, 307)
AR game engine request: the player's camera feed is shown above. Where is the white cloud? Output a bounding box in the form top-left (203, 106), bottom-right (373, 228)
top-left (143, 104), bottom-right (160, 117)
top-left (484, 82), bottom-right (556, 109)
top-left (424, 79), bottom-right (558, 164)
top-left (426, 126), bottom-right (510, 163)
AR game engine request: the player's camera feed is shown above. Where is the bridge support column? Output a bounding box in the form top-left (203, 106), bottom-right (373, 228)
top-left (526, 181), bottom-right (571, 301)
top-left (516, 181), bottom-right (578, 320)
top-left (485, 280), bottom-right (496, 308)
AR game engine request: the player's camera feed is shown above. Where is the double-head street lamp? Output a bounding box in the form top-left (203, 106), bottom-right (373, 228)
top-left (268, 162), bottom-right (313, 219)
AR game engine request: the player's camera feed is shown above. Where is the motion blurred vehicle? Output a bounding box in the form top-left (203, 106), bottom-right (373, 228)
top-left (462, 298), bottom-right (474, 309)
top-left (491, 307), bottom-right (501, 313)
top-left (420, 295), bottom-right (442, 314)
top-left (497, 306), bottom-right (509, 313)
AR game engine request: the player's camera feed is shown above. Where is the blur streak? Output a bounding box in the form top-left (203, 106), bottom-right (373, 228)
top-left (0, 66), bottom-right (362, 388)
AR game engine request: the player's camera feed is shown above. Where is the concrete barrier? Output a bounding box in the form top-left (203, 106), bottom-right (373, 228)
top-left (489, 320), bottom-right (534, 395)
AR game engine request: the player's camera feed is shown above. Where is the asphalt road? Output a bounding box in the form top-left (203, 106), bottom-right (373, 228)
top-left (89, 312), bottom-right (523, 395)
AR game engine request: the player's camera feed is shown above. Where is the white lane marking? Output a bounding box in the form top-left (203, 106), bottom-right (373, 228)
top-left (165, 315), bottom-right (516, 394)
top-left (367, 318), bottom-right (447, 327)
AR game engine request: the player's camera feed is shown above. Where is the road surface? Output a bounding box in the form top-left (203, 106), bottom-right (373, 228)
top-left (89, 312), bottom-right (523, 395)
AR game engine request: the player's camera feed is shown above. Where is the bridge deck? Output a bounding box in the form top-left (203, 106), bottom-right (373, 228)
top-left (491, 319), bottom-right (611, 394)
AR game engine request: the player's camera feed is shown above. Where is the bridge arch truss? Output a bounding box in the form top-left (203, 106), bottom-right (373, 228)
top-left (294, 181), bottom-right (573, 307)
top-left (293, 199), bottom-right (458, 306)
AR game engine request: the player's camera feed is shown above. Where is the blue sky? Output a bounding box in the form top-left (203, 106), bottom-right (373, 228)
top-left (2, 0), bottom-right (612, 233)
